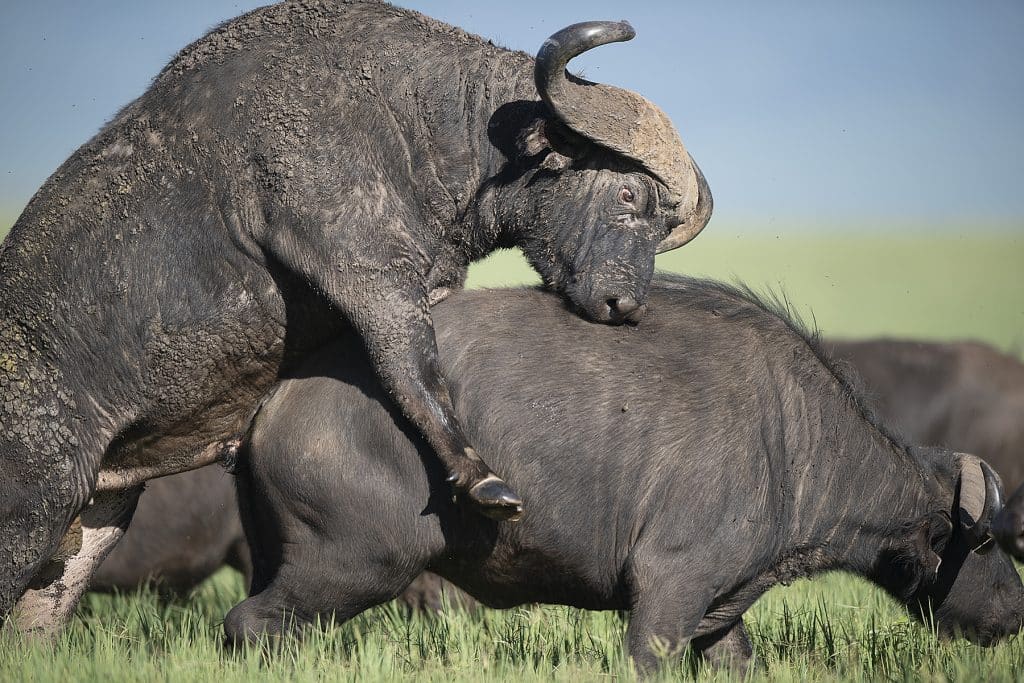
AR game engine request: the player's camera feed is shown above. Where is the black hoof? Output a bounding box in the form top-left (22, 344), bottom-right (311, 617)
top-left (467, 476), bottom-right (524, 522)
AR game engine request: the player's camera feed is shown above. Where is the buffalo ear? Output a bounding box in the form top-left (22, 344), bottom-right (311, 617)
top-left (517, 118), bottom-right (576, 171)
top-left (918, 511), bottom-right (953, 575)
top-left (518, 118), bottom-right (552, 157)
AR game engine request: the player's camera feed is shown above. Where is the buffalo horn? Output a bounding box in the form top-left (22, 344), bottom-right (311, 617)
top-left (957, 452), bottom-right (1003, 550)
top-left (534, 21), bottom-right (711, 249)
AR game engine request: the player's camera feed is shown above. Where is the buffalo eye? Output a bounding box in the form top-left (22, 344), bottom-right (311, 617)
top-left (618, 187), bottom-right (635, 205)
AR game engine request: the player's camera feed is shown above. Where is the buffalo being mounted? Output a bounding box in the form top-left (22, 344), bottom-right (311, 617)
top-left (0, 0), bottom-right (711, 633)
top-left (225, 278), bottom-right (1024, 673)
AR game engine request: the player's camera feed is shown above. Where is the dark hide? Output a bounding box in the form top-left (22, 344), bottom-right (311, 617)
top-left (0, 0), bottom-right (709, 625)
top-left (226, 277), bottom-right (1024, 672)
top-left (827, 339), bottom-right (1024, 491)
top-left (826, 340), bottom-right (1024, 563)
top-left (89, 465), bottom-right (468, 612)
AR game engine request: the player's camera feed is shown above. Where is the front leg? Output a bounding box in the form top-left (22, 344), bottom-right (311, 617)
top-left (693, 620), bottom-right (756, 676)
top-left (261, 219), bottom-right (522, 520)
top-left (342, 279), bottom-right (522, 520)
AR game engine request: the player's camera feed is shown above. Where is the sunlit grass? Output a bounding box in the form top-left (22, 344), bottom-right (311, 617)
top-left (0, 214), bottom-right (1021, 679)
top-left (468, 229), bottom-right (1024, 353)
top-left (4, 569), bottom-right (1024, 682)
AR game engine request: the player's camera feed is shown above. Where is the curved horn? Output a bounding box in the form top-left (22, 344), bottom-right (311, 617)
top-left (957, 453), bottom-right (1003, 549)
top-left (535, 22), bottom-right (707, 241)
top-left (656, 158), bottom-right (713, 253)
top-left (535, 21), bottom-right (637, 105)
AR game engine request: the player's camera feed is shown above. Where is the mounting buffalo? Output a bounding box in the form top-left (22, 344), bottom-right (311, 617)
top-left (225, 278), bottom-right (1024, 673)
top-left (828, 339), bottom-right (1024, 491)
top-left (0, 1), bottom-right (712, 632)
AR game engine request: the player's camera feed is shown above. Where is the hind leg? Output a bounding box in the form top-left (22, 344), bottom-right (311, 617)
top-left (398, 572), bottom-right (478, 614)
top-left (0, 439), bottom-right (94, 623)
top-left (11, 487), bottom-right (141, 638)
top-left (224, 561), bottom-right (426, 647)
top-left (626, 562), bottom-right (714, 675)
top-left (228, 454), bottom-right (431, 645)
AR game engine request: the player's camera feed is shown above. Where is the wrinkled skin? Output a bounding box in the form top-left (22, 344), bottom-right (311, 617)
top-left (0, 1), bottom-right (710, 628)
top-left (225, 279), bottom-right (1024, 673)
top-left (509, 161), bottom-right (663, 323)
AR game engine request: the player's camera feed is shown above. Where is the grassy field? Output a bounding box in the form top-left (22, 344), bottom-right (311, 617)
top-left (468, 227), bottom-right (1024, 353)
top-left (4, 568), bottom-right (1024, 682)
top-left (0, 221), bottom-right (1023, 681)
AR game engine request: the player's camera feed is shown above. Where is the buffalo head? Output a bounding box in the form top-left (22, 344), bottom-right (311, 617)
top-left (496, 21), bottom-right (711, 325)
top-left (900, 451), bottom-right (1023, 645)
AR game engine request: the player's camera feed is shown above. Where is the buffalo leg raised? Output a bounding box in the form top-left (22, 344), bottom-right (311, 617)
top-left (259, 214), bottom-right (522, 520)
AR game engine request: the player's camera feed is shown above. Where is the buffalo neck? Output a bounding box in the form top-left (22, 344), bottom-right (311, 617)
top-left (375, 41), bottom-right (538, 263)
top-left (767, 354), bottom-right (936, 584)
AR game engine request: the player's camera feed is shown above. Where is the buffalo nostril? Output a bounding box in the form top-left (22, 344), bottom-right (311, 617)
top-left (608, 296), bottom-right (637, 315)
top-left (607, 296), bottom-right (647, 324)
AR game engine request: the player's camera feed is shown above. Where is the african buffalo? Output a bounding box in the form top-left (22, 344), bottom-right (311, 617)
top-left (224, 278), bottom-right (1024, 673)
top-left (827, 339), bottom-right (1024, 491)
top-left (1, 1), bottom-right (711, 632)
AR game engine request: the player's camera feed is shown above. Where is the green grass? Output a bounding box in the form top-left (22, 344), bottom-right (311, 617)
top-left (0, 217), bottom-right (1022, 680)
top-left (468, 228), bottom-right (1024, 353)
top-left (4, 569), bottom-right (1024, 682)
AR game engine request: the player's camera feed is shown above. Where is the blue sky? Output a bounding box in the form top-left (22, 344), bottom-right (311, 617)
top-left (1, 0), bottom-right (1022, 230)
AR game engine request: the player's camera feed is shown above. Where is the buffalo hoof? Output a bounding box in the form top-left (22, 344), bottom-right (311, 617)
top-left (467, 476), bottom-right (524, 522)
